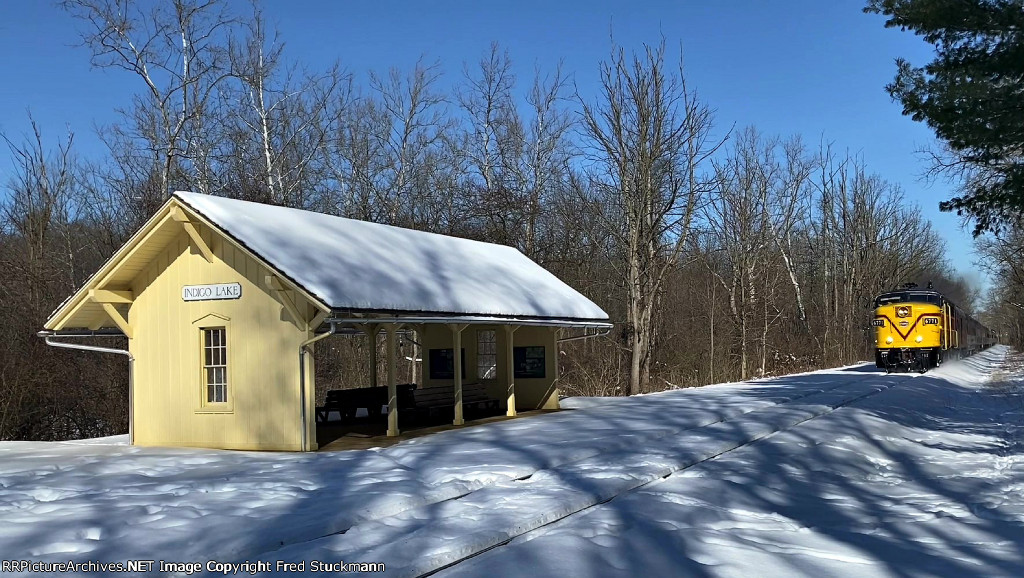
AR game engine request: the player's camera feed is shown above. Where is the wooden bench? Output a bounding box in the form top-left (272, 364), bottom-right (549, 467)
top-left (316, 384), bottom-right (416, 423)
top-left (411, 382), bottom-right (499, 421)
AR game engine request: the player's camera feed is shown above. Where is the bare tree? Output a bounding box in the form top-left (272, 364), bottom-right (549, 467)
top-left (458, 44), bottom-right (575, 258)
top-left (62, 0), bottom-right (236, 214)
top-left (518, 64), bottom-right (574, 260)
top-left (459, 43), bottom-right (516, 196)
top-left (580, 41), bottom-right (724, 395)
top-left (368, 59), bottom-right (449, 226)
top-left (703, 128), bottom-right (782, 379)
top-left (767, 137), bottom-right (814, 338)
top-left (1, 119), bottom-right (79, 307)
top-left (224, 5), bottom-right (343, 208)
top-left (7, 10), bottom-right (991, 443)
top-left (806, 145), bottom-right (948, 362)
top-left (0, 121), bottom-right (129, 442)
top-left (976, 230), bottom-right (1024, 346)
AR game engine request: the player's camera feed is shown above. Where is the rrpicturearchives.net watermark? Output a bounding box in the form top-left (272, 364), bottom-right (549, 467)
top-left (2, 559), bottom-right (385, 574)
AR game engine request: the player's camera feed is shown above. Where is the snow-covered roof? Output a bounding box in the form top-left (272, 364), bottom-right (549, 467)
top-left (174, 191), bottom-right (609, 322)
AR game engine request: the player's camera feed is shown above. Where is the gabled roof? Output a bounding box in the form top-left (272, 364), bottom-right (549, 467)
top-left (174, 191), bottom-right (609, 321)
top-left (45, 192), bottom-right (609, 332)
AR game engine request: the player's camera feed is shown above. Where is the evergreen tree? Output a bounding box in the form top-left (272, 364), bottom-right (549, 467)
top-left (865, 0), bottom-right (1024, 234)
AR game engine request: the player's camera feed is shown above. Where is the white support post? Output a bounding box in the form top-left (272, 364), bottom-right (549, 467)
top-left (385, 324), bottom-right (400, 437)
top-left (504, 325), bottom-right (519, 416)
top-left (450, 324), bottom-right (467, 426)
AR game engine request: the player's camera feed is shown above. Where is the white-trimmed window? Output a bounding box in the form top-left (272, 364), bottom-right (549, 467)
top-left (202, 327), bottom-right (228, 403)
top-left (477, 329), bottom-right (497, 379)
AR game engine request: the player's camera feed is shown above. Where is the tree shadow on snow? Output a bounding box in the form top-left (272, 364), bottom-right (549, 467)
top-left (4, 348), bottom-right (1022, 578)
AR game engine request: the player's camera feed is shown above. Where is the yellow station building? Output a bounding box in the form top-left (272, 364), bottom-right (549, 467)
top-left (42, 192), bottom-right (610, 451)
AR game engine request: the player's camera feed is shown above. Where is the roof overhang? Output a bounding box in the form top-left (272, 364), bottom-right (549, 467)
top-left (46, 192), bottom-right (610, 333)
top-left (175, 191), bottom-right (610, 322)
top-left (320, 313), bottom-right (613, 332)
top-left (45, 196), bottom-right (329, 332)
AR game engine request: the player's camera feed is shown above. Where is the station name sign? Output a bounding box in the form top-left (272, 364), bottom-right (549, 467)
top-left (182, 283), bottom-right (242, 302)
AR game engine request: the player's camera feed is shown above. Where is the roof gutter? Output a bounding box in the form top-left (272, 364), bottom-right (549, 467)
top-left (323, 315), bottom-right (613, 331)
top-left (37, 330), bottom-right (135, 445)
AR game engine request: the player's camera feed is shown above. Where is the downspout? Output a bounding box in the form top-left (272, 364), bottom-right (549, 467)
top-left (38, 331), bottom-right (135, 444)
top-left (299, 321), bottom-right (337, 452)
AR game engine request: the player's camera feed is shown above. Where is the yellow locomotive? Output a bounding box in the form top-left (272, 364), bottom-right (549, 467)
top-left (873, 285), bottom-right (996, 372)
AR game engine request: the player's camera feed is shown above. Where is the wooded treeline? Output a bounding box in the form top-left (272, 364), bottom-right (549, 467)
top-left (977, 230), bottom-right (1024, 350)
top-left (0, 0), bottom-right (972, 440)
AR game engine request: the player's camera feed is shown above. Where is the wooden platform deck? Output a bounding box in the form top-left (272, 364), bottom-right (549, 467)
top-left (316, 409), bottom-right (559, 452)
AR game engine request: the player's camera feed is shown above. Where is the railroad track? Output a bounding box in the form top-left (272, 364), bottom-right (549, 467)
top-left (245, 370), bottom-right (917, 577)
top-left (418, 372), bottom-right (914, 578)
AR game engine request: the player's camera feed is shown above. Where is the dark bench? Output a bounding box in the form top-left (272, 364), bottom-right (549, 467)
top-left (316, 384), bottom-right (416, 423)
top-left (411, 382), bottom-right (499, 420)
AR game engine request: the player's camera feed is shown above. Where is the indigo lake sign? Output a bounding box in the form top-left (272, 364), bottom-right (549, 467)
top-left (182, 283), bottom-right (242, 302)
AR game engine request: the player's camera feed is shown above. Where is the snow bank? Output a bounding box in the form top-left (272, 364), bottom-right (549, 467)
top-left (0, 363), bottom-right (885, 573)
top-left (436, 347), bottom-right (1024, 578)
top-left (2, 350), bottom-right (1020, 578)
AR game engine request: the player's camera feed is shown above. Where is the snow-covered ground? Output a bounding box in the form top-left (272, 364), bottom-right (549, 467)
top-left (1, 347), bottom-right (1021, 577)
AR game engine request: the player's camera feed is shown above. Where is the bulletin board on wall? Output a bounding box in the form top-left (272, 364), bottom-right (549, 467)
top-left (428, 348), bottom-right (467, 380)
top-left (513, 346), bottom-right (545, 379)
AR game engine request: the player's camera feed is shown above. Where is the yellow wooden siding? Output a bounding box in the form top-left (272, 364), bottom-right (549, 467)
top-left (129, 223), bottom-right (317, 451)
top-left (502, 326), bottom-right (559, 410)
top-left (47, 198), bottom-right (328, 333)
top-left (420, 324), bottom-right (559, 411)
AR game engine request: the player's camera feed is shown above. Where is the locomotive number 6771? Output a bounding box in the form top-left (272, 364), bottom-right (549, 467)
top-left (873, 285), bottom-right (995, 373)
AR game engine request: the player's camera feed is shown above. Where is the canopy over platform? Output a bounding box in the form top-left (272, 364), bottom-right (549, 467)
top-left (46, 192), bottom-right (611, 333)
top-left (176, 191), bottom-right (609, 326)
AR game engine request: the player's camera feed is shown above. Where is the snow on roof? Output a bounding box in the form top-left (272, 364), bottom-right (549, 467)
top-left (174, 192), bottom-right (609, 321)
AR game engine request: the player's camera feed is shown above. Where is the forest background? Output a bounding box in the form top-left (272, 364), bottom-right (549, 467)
top-left (1, 0), bottom-right (1012, 441)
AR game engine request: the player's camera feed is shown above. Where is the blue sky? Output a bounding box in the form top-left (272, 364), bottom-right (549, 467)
top-left (0, 1), bottom-right (983, 288)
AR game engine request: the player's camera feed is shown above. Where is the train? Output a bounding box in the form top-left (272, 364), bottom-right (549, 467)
top-left (873, 284), bottom-right (997, 372)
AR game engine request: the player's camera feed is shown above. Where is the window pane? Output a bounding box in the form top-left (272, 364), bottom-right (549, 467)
top-left (477, 331), bottom-right (495, 378)
top-left (477, 330), bottom-right (497, 379)
top-left (203, 328), bottom-right (227, 403)
top-left (478, 357), bottom-right (496, 379)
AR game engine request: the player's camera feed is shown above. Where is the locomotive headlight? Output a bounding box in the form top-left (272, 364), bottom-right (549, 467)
top-left (896, 306), bottom-right (912, 318)
top-left (886, 336), bottom-right (894, 344)
top-left (915, 335), bottom-right (924, 343)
